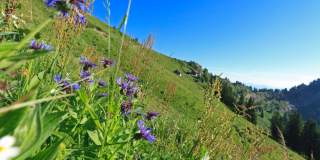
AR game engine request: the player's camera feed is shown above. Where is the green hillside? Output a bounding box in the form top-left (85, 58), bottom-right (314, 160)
top-left (0, 0), bottom-right (304, 159)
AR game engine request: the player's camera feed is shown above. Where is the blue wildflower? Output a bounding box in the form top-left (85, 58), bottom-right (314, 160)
top-left (61, 80), bottom-right (69, 86)
top-left (70, 0), bottom-right (87, 12)
top-left (54, 74), bottom-right (62, 83)
top-left (126, 86), bottom-right (138, 97)
top-left (74, 12), bottom-right (86, 25)
top-left (53, 74), bottom-right (80, 93)
top-left (125, 73), bottom-right (138, 82)
top-left (30, 40), bottom-right (53, 51)
top-left (98, 80), bottom-right (107, 87)
top-left (88, 79), bottom-right (94, 85)
top-left (45, 0), bottom-right (60, 7)
top-left (121, 81), bottom-right (129, 90)
top-left (72, 83), bottom-right (81, 91)
top-left (137, 120), bottom-right (156, 143)
top-left (146, 112), bottom-right (159, 120)
top-left (60, 11), bottom-right (69, 17)
top-left (80, 56), bottom-right (96, 71)
top-left (80, 70), bottom-right (91, 79)
top-left (45, 0), bottom-right (87, 26)
top-left (56, 79), bottom-right (71, 93)
top-left (116, 74), bottom-right (139, 97)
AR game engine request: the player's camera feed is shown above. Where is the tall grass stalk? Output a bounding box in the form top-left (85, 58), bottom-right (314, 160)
top-left (115, 0), bottom-right (132, 77)
top-left (103, 0), bottom-right (111, 58)
top-left (0, 94), bottom-right (73, 114)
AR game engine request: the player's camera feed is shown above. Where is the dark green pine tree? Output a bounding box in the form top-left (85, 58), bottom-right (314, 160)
top-left (270, 112), bottom-right (285, 143)
top-left (285, 111), bottom-right (304, 152)
top-left (302, 120), bottom-right (320, 159)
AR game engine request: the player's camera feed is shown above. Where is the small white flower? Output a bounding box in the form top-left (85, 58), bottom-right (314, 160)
top-left (0, 136), bottom-right (20, 160)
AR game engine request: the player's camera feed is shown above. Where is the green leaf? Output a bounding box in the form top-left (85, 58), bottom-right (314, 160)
top-left (68, 108), bottom-right (78, 119)
top-left (87, 130), bottom-right (102, 145)
top-left (15, 111), bottom-right (66, 160)
top-left (26, 71), bottom-right (45, 92)
top-left (80, 117), bottom-right (88, 124)
top-left (0, 108), bottom-right (27, 137)
top-left (53, 131), bottom-right (75, 144)
top-left (32, 139), bottom-right (63, 160)
top-left (15, 108), bottom-right (42, 160)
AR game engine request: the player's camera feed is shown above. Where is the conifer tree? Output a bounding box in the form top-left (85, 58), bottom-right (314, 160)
top-left (285, 111), bottom-right (304, 152)
top-left (302, 120), bottom-right (320, 159)
top-left (270, 112), bottom-right (284, 142)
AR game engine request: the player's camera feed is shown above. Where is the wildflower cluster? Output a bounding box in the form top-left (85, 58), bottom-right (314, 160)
top-left (53, 56), bottom-right (113, 94)
top-left (116, 73), bottom-right (139, 115)
top-left (79, 56), bottom-right (113, 84)
top-left (45, 0), bottom-right (88, 25)
top-left (137, 120), bottom-right (156, 143)
top-left (1, 0), bottom-right (164, 159)
top-left (54, 74), bottom-right (80, 93)
top-left (116, 73), bottom-right (159, 143)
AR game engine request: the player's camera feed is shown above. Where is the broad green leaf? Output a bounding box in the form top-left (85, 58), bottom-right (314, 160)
top-left (87, 130), bottom-right (102, 145)
top-left (68, 108), bottom-right (78, 119)
top-left (32, 139), bottom-right (63, 160)
top-left (26, 71), bottom-right (45, 92)
top-left (15, 111), bottom-right (66, 160)
top-left (53, 131), bottom-right (75, 145)
top-left (80, 116), bottom-right (88, 124)
top-left (0, 108), bottom-right (27, 137)
top-left (78, 90), bottom-right (103, 130)
top-left (15, 108), bottom-right (42, 160)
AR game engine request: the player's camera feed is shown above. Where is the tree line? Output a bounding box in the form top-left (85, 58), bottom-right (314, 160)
top-left (271, 111), bottom-right (320, 160)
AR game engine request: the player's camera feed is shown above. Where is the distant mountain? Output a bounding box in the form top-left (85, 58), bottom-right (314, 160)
top-left (253, 79), bottom-right (320, 121)
top-left (283, 79), bottom-right (320, 120)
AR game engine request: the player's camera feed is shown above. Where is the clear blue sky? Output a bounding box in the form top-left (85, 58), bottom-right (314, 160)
top-left (93, 0), bottom-right (320, 89)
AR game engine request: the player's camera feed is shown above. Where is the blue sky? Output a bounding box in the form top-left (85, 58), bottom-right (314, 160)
top-left (93, 0), bottom-right (320, 89)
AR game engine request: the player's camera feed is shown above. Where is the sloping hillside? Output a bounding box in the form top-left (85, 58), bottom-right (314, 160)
top-left (11, 1), bottom-right (305, 159)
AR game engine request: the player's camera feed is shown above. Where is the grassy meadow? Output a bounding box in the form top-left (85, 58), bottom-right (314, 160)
top-left (0, 0), bottom-right (305, 159)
